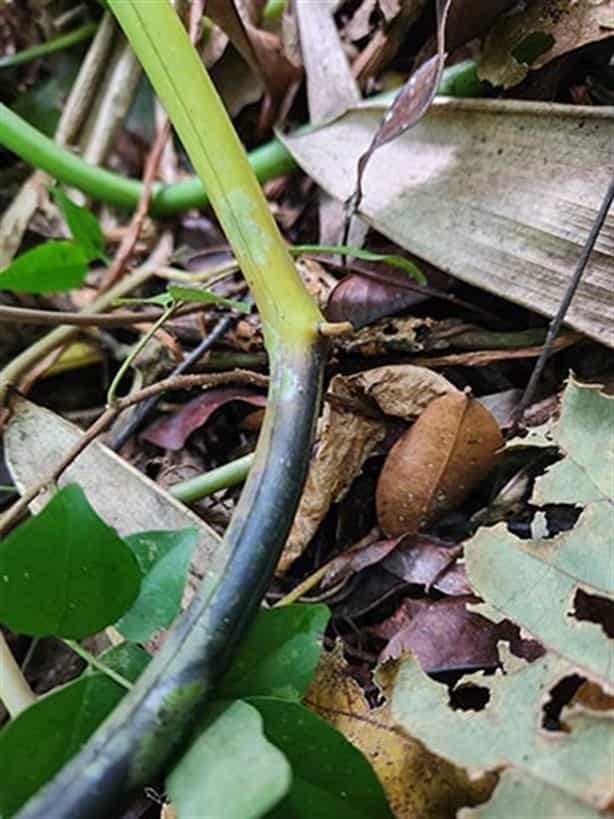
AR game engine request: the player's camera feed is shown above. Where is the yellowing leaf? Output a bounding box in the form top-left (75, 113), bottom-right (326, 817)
top-left (306, 646), bottom-right (494, 819)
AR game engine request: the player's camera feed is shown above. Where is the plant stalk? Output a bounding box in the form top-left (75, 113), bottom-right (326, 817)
top-left (14, 2), bottom-right (326, 816)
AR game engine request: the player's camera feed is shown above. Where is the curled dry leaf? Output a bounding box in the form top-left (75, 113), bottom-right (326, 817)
top-left (142, 387), bottom-right (267, 451)
top-left (207, 0), bottom-right (302, 121)
top-left (279, 366), bottom-right (458, 572)
top-left (353, 0), bottom-right (452, 203)
top-left (376, 596), bottom-right (543, 673)
top-left (376, 392), bottom-right (503, 537)
top-left (381, 534), bottom-right (471, 595)
top-left (306, 645), bottom-right (496, 819)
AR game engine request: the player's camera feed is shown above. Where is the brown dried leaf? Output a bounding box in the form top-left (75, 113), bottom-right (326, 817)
top-left (376, 392), bottom-right (503, 537)
top-left (279, 366), bottom-right (458, 572)
top-left (325, 267), bottom-right (445, 328)
top-left (207, 0), bottom-right (301, 119)
top-left (480, 0), bottom-right (614, 90)
top-left (306, 646), bottom-right (496, 819)
top-left (353, 0), bottom-right (452, 202)
top-left (321, 536), bottom-right (402, 589)
top-left (381, 534), bottom-right (471, 595)
top-left (142, 387), bottom-right (267, 451)
top-left (377, 596), bottom-right (542, 672)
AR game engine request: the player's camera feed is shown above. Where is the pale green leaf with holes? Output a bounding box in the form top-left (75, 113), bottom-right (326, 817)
top-left (392, 650), bottom-right (613, 812)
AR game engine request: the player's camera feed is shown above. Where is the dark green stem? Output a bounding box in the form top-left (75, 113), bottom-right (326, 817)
top-left (16, 339), bottom-right (326, 819)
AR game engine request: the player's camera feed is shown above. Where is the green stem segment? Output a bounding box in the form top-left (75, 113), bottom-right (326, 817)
top-left (0, 102), bottom-right (295, 216)
top-left (0, 61), bottom-right (480, 217)
top-left (0, 21), bottom-right (98, 69)
top-left (15, 2), bottom-right (325, 817)
top-left (170, 453), bottom-right (254, 504)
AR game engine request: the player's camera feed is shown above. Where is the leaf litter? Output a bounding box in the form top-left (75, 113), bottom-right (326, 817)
top-left (3, 4), bottom-right (614, 818)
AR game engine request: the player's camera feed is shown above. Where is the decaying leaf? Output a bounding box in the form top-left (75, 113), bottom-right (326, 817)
top-left (282, 99), bottom-right (614, 346)
top-left (325, 264), bottom-right (452, 329)
top-left (376, 392), bottom-right (503, 537)
top-left (479, 0), bottom-right (614, 89)
top-left (279, 366), bottom-right (458, 572)
top-left (353, 0), bottom-right (452, 203)
top-left (142, 387), bottom-right (267, 451)
top-left (207, 0), bottom-right (301, 120)
top-left (392, 647), bottom-right (614, 811)
top-left (381, 534), bottom-right (471, 595)
top-left (306, 645), bottom-right (495, 819)
top-left (377, 596), bottom-right (542, 673)
top-left (465, 377), bottom-right (614, 689)
top-left (295, 0), bottom-right (360, 124)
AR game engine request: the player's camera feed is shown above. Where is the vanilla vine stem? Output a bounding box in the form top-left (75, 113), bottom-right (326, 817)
top-left (14, 2), bottom-right (325, 817)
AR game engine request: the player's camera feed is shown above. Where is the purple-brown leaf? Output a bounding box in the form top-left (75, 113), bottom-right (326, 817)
top-left (142, 388), bottom-right (267, 451)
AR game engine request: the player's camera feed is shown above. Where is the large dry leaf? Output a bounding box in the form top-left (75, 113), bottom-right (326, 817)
top-left (306, 645), bottom-right (495, 819)
top-left (283, 99), bottom-right (614, 346)
top-left (295, 0), bottom-right (360, 124)
top-left (4, 398), bottom-right (221, 598)
top-left (465, 378), bottom-right (614, 689)
top-left (392, 648), bottom-right (614, 811)
top-left (279, 365), bottom-right (458, 572)
top-left (480, 0), bottom-right (614, 89)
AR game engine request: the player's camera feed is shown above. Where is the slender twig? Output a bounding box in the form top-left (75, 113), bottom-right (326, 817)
top-left (0, 22), bottom-right (98, 69)
top-left (515, 172), bottom-right (614, 419)
top-left (0, 632), bottom-right (36, 718)
top-left (98, 118), bottom-right (171, 291)
top-left (0, 237), bottom-right (173, 408)
top-left (109, 313), bottom-right (237, 450)
top-left (106, 301), bottom-right (177, 405)
top-left (0, 302), bottom-right (205, 328)
top-left (62, 640), bottom-right (132, 690)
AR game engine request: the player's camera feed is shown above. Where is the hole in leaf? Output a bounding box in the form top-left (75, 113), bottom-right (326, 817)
top-left (511, 32), bottom-right (555, 65)
top-left (541, 674), bottom-right (584, 732)
top-left (572, 589), bottom-right (614, 638)
top-left (449, 683), bottom-right (490, 712)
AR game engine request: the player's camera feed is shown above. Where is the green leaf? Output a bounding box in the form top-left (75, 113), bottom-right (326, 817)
top-left (166, 700), bottom-right (291, 819)
top-left (0, 484), bottom-right (141, 639)
top-left (218, 604), bottom-right (329, 701)
top-left (0, 240), bottom-right (88, 293)
top-left (116, 529), bottom-right (199, 643)
top-left (248, 698), bottom-right (394, 819)
top-left (0, 673), bottom-right (125, 817)
top-left (168, 285), bottom-right (250, 313)
top-left (51, 186), bottom-right (107, 262)
top-left (290, 245), bottom-right (426, 285)
top-left (98, 642), bottom-right (151, 683)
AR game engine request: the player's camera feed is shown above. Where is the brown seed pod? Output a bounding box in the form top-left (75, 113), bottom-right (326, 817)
top-left (376, 392), bottom-right (504, 537)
